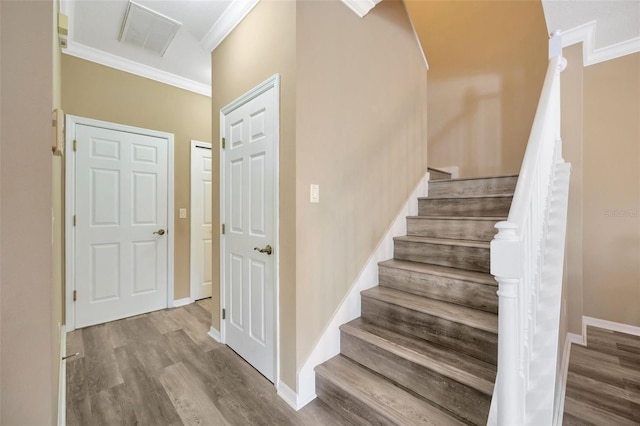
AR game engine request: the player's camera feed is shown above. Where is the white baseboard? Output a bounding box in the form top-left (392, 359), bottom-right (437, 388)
top-left (568, 332), bottom-right (584, 346)
top-left (276, 380), bottom-right (314, 411)
top-left (172, 297), bottom-right (191, 308)
top-left (58, 324), bottom-right (66, 426)
top-left (208, 327), bottom-right (221, 342)
top-left (582, 316), bottom-right (640, 345)
top-left (294, 172), bottom-right (430, 408)
top-left (553, 333), bottom-right (574, 425)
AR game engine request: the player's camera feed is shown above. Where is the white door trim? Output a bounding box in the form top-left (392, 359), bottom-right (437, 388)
top-left (65, 115), bottom-right (175, 331)
top-left (219, 73), bottom-right (280, 385)
top-left (190, 140), bottom-right (212, 302)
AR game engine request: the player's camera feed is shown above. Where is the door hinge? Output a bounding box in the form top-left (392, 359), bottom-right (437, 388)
top-left (73, 140), bottom-right (77, 152)
top-left (222, 308), bottom-right (226, 320)
top-left (73, 290), bottom-right (77, 302)
top-left (221, 224), bottom-right (225, 234)
top-left (73, 215), bottom-right (76, 226)
top-left (221, 137), bottom-right (226, 149)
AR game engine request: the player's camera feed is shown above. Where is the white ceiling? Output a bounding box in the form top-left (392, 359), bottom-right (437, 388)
top-left (61, 0), bottom-right (639, 96)
top-left (542, 0), bottom-right (640, 49)
top-left (61, 0), bottom-right (259, 96)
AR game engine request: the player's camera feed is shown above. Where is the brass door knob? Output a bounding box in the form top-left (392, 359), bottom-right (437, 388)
top-left (253, 245), bottom-right (273, 255)
top-left (153, 229), bottom-right (166, 236)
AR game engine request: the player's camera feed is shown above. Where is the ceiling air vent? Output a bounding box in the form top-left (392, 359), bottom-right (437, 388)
top-left (119, 1), bottom-right (182, 57)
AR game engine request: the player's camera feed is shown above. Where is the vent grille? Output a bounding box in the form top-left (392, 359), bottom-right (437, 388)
top-left (119, 1), bottom-right (181, 57)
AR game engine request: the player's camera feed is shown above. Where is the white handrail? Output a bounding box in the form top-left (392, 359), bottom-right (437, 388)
top-left (488, 31), bottom-right (571, 426)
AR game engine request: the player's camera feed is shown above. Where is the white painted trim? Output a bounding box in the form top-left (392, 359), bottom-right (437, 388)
top-left (553, 333), bottom-right (573, 426)
top-left (582, 316), bottom-right (640, 345)
top-left (190, 140), bottom-right (212, 303)
top-left (200, 0), bottom-right (259, 52)
top-left (208, 327), bottom-right (221, 342)
top-left (58, 325), bottom-right (66, 426)
top-left (172, 297), bottom-right (191, 308)
top-left (62, 42), bottom-right (211, 97)
top-left (568, 332), bottom-right (585, 346)
top-left (561, 20), bottom-right (640, 66)
top-left (65, 115), bottom-right (175, 331)
top-left (294, 172), bottom-right (431, 408)
top-left (219, 74), bottom-right (281, 384)
top-left (277, 380), bottom-right (312, 411)
top-left (340, 0), bottom-right (382, 18)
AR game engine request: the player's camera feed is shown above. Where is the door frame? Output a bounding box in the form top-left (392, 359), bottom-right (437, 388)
top-left (190, 139), bottom-right (212, 302)
top-left (219, 74), bottom-right (281, 383)
top-left (65, 115), bottom-right (175, 331)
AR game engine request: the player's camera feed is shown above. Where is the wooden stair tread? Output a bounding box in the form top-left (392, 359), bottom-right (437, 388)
top-left (407, 215), bottom-right (506, 221)
top-left (564, 395), bottom-right (639, 426)
top-left (316, 355), bottom-right (465, 426)
top-left (379, 259), bottom-right (496, 286)
top-left (361, 286), bottom-right (498, 334)
top-left (419, 194), bottom-right (514, 200)
top-left (428, 174), bottom-right (518, 184)
top-left (394, 235), bottom-right (490, 249)
top-left (342, 318), bottom-right (496, 395)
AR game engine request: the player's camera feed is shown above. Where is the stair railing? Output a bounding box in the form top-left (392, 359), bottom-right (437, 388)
top-left (488, 31), bottom-right (571, 425)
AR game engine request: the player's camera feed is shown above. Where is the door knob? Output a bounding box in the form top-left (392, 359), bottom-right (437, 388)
top-left (153, 229), bottom-right (166, 236)
top-left (253, 245), bottom-right (272, 255)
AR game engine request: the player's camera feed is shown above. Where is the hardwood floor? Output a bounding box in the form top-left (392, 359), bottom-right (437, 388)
top-left (66, 300), bottom-right (351, 425)
top-left (563, 326), bottom-right (640, 425)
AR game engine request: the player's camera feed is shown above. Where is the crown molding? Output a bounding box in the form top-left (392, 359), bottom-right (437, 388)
top-left (340, 0), bottom-right (382, 18)
top-left (562, 20), bottom-right (640, 66)
top-left (200, 0), bottom-right (260, 52)
top-left (63, 42), bottom-right (211, 97)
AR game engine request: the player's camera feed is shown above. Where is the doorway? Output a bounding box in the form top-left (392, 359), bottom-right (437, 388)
top-left (220, 75), bottom-right (280, 382)
top-left (190, 140), bottom-right (213, 302)
top-left (65, 116), bottom-right (175, 330)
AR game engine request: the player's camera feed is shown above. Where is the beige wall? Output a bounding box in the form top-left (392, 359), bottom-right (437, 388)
top-left (561, 48), bottom-right (640, 332)
top-left (582, 52), bottom-right (640, 326)
top-left (52, 0), bottom-right (63, 422)
top-left (62, 55), bottom-right (211, 301)
top-left (1, 0), bottom-right (56, 423)
top-left (296, 0), bottom-right (428, 366)
top-left (561, 44), bottom-right (585, 335)
top-left (211, 0), bottom-right (297, 387)
top-left (406, 0), bottom-right (548, 178)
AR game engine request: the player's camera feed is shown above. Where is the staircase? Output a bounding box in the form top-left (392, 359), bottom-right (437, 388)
top-left (315, 174), bottom-right (518, 425)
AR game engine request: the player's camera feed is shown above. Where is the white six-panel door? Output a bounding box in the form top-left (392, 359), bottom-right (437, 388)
top-left (222, 76), bottom-right (279, 382)
top-left (74, 124), bottom-right (169, 328)
top-left (190, 141), bottom-right (213, 301)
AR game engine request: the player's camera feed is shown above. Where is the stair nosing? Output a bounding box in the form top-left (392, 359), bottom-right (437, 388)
top-left (378, 259), bottom-right (497, 286)
top-left (419, 194), bottom-right (514, 200)
top-left (428, 174), bottom-right (518, 183)
top-left (394, 235), bottom-right (490, 249)
top-left (316, 355), bottom-right (464, 425)
top-left (361, 286), bottom-right (498, 334)
top-left (407, 215), bottom-right (507, 221)
top-left (341, 319), bottom-right (495, 395)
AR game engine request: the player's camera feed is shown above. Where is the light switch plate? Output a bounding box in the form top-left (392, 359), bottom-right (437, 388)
top-left (310, 184), bottom-right (320, 203)
top-left (179, 208), bottom-right (187, 219)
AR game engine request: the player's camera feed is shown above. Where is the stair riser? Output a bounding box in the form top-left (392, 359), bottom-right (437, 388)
top-left (378, 265), bottom-right (498, 313)
top-left (341, 332), bottom-right (491, 425)
top-left (418, 197), bottom-right (512, 217)
top-left (407, 218), bottom-right (499, 241)
top-left (428, 169), bottom-right (452, 181)
top-left (361, 296), bottom-right (497, 365)
top-left (316, 375), bottom-right (396, 426)
top-left (394, 240), bottom-right (489, 273)
top-left (428, 177), bottom-right (517, 198)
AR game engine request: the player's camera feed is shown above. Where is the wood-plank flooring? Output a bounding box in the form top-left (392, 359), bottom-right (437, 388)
top-left (66, 299), bottom-right (351, 426)
top-left (563, 326), bottom-right (640, 425)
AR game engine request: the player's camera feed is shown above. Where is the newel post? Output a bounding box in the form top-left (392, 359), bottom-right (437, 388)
top-left (491, 221), bottom-right (523, 425)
